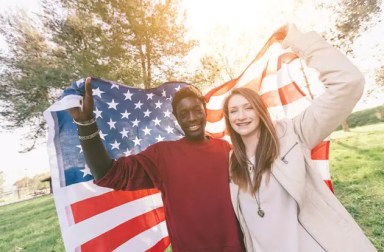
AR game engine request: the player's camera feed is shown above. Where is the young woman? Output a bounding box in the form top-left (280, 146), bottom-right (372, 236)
top-left (223, 24), bottom-right (376, 252)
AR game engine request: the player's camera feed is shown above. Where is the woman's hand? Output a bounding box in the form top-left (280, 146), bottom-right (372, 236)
top-left (68, 77), bottom-right (94, 122)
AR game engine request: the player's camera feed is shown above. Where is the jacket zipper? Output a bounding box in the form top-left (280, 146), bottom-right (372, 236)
top-left (280, 142), bottom-right (298, 164)
top-left (298, 219), bottom-right (327, 251)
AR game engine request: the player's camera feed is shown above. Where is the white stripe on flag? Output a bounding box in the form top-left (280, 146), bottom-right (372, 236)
top-left (283, 97), bottom-right (311, 118)
top-left (55, 180), bottom-right (113, 206)
top-left (313, 160), bottom-right (331, 180)
top-left (206, 118), bottom-right (226, 134)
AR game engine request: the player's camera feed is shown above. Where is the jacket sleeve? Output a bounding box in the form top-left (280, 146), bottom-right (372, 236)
top-left (282, 24), bottom-right (365, 149)
top-left (94, 144), bottom-right (162, 191)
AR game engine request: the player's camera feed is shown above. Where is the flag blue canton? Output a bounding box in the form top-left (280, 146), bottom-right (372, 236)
top-left (56, 78), bottom-right (189, 186)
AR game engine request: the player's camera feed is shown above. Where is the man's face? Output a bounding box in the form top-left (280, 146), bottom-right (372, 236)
top-left (174, 96), bottom-right (207, 141)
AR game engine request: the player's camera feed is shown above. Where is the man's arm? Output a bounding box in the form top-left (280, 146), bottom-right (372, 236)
top-left (68, 77), bottom-right (113, 180)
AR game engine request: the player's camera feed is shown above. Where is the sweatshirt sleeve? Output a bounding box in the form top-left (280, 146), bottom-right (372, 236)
top-left (94, 144), bottom-right (162, 191)
top-left (283, 24), bottom-right (365, 149)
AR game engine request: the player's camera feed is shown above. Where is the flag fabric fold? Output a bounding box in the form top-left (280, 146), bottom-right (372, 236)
top-left (44, 34), bottom-right (333, 251)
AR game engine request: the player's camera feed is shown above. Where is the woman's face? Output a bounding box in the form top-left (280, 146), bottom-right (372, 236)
top-left (227, 94), bottom-right (260, 139)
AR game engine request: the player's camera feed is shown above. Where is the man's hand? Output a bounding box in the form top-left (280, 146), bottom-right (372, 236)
top-left (68, 77), bottom-right (94, 122)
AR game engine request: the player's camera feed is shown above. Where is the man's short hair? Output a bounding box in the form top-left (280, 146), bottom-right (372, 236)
top-left (172, 85), bottom-right (206, 115)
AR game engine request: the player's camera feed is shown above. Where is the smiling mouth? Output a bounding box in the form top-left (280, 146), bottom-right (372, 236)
top-left (236, 122), bottom-right (251, 126)
top-left (188, 125), bottom-right (200, 131)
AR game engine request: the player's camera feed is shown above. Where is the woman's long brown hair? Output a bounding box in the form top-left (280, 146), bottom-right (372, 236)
top-left (223, 88), bottom-right (280, 195)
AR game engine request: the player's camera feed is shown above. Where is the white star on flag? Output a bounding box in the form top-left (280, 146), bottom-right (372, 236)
top-left (165, 126), bottom-right (174, 134)
top-left (132, 136), bottom-right (142, 146)
top-left (142, 126), bottom-right (152, 135)
top-left (107, 99), bottom-right (119, 110)
top-left (124, 90), bottom-right (133, 100)
top-left (80, 165), bottom-right (92, 177)
top-left (153, 117), bottom-right (161, 126)
top-left (94, 107), bottom-right (103, 119)
top-left (147, 93), bottom-right (154, 100)
top-left (92, 87), bottom-right (105, 98)
top-left (120, 128), bottom-right (129, 138)
top-left (131, 118), bottom-right (140, 127)
top-left (155, 100), bottom-right (162, 109)
top-left (163, 110), bottom-right (171, 118)
top-left (124, 148), bottom-right (132, 156)
top-left (134, 100), bottom-right (143, 109)
top-left (107, 118), bottom-right (117, 129)
top-left (121, 110), bottom-right (131, 119)
top-left (143, 109), bottom-right (152, 117)
top-left (111, 83), bottom-right (119, 89)
top-left (156, 135), bottom-right (165, 142)
top-left (110, 140), bottom-right (121, 150)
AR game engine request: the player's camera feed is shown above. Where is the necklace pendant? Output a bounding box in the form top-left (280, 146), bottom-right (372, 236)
top-left (258, 209), bottom-right (265, 217)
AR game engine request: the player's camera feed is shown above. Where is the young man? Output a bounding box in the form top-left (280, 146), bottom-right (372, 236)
top-left (68, 78), bottom-right (245, 252)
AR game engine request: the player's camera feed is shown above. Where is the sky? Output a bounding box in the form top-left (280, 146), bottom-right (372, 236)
top-left (0, 0), bottom-right (383, 188)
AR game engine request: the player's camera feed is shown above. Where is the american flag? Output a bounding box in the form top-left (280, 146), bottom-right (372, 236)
top-left (44, 33), bottom-right (332, 251)
top-left (44, 79), bottom-right (189, 251)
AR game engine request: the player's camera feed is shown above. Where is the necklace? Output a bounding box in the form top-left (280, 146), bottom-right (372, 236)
top-left (247, 159), bottom-right (265, 218)
top-left (255, 189), bottom-right (265, 217)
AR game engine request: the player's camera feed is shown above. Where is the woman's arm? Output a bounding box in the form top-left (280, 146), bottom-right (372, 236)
top-left (282, 24), bottom-right (364, 149)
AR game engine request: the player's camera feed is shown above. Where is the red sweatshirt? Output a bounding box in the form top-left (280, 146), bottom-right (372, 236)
top-left (95, 137), bottom-right (245, 252)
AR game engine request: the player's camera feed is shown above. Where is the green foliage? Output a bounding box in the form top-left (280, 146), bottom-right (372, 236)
top-left (0, 0), bottom-right (196, 147)
top-left (336, 105), bottom-right (384, 130)
top-left (190, 55), bottom-right (222, 89)
top-left (320, 0), bottom-right (382, 55)
top-left (330, 123), bottom-right (384, 250)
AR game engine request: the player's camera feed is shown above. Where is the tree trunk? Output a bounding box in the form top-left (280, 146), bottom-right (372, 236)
top-left (341, 121), bottom-right (350, 132)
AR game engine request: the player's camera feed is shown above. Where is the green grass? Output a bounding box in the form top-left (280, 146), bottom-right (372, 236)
top-left (1, 123), bottom-right (383, 251)
top-left (330, 123), bottom-right (384, 251)
top-left (0, 195), bottom-right (65, 251)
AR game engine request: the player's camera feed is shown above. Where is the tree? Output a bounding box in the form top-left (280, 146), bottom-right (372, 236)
top-left (318, 0), bottom-right (382, 131)
top-left (321, 0), bottom-right (382, 56)
top-left (375, 65), bottom-right (384, 87)
top-left (0, 0), bottom-right (196, 149)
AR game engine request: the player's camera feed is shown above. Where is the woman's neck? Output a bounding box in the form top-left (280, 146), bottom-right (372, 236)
top-left (242, 133), bottom-right (259, 158)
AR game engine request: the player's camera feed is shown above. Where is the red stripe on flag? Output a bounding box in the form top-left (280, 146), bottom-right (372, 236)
top-left (324, 180), bottom-right (334, 193)
top-left (311, 141), bottom-right (330, 160)
top-left (71, 189), bottom-right (160, 223)
top-left (81, 207), bottom-right (167, 252)
top-left (278, 82), bottom-right (306, 105)
top-left (146, 237), bottom-right (171, 252)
